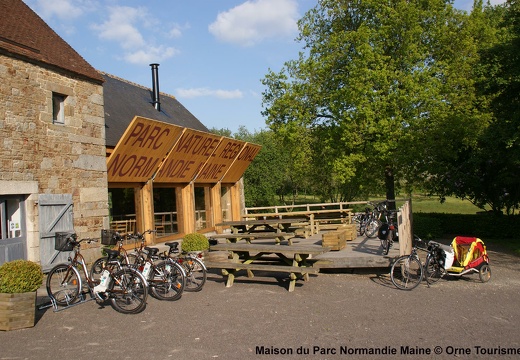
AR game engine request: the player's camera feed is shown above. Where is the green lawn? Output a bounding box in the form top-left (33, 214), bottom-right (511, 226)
top-left (397, 195), bottom-right (484, 214)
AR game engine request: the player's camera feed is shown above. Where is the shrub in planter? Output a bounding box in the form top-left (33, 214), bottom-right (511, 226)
top-left (0, 260), bottom-right (43, 294)
top-left (181, 233), bottom-right (210, 253)
top-left (0, 260), bottom-right (43, 331)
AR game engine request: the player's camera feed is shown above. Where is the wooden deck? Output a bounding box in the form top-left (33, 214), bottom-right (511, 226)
top-left (291, 231), bottom-right (400, 269)
top-left (207, 229), bottom-right (400, 269)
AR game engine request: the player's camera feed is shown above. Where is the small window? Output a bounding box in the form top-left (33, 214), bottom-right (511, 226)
top-left (52, 93), bottom-right (66, 124)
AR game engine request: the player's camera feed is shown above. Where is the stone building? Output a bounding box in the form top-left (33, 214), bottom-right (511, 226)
top-left (0, 0), bottom-right (108, 269)
top-left (0, 0), bottom-right (260, 269)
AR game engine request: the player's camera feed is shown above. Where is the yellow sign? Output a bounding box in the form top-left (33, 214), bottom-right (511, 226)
top-left (106, 117), bottom-right (262, 184)
top-left (194, 138), bottom-right (245, 183)
top-left (154, 129), bottom-right (222, 183)
top-left (221, 143), bottom-right (262, 183)
top-left (107, 117), bottom-right (184, 182)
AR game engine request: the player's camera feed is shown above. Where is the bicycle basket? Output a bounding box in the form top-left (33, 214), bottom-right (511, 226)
top-left (55, 232), bottom-right (75, 251)
top-left (101, 229), bottom-right (119, 246)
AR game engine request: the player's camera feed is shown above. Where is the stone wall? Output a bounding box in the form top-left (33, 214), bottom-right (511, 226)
top-left (0, 55), bottom-right (109, 263)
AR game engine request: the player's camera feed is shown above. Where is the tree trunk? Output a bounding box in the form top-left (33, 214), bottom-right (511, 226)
top-left (385, 165), bottom-right (396, 210)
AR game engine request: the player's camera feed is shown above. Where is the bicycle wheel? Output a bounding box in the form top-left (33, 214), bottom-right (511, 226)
top-left (424, 255), bottom-right (444, 285)
top-left (90, 256), bottom-right (108, 284)
top-left (90, 256), bottom-right (120, 284)
top-left (390, 255), bottom-right (423, 290)
top-left (108, 267), bottom-right (148, 314)
top-left (365, 219), bottom-right (381, 238)
top-left (354, 216), bottom-right (365, 236)
top-left (479, 264), bottom-right (491, 282)
top-left (149, 261), bottom-right (185, 301)
top-left (125, 253), bottom-right (139, 266)
top-left (181, 257), bottom-right (207, 292)
top-left (46, 264), bottom-right (81, 306)
top-left (382, 230), bottom-right (392, 256)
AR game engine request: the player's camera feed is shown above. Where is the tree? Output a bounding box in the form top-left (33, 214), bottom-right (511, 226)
top-left (208, 127), bottom-right (233, 137)
top-left (234, 127), bottom-right (289, 207)
top-left (458, 0), bottom-right (520, 214)
top-left (262, 0), bottom-right (481, 209)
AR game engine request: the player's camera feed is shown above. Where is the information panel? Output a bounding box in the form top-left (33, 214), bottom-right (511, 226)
top-left (220, 143), bottom-right (262, 183)
top-left (193, 138), bottom-right (246, 183)
top-left (154, 129), bottom-right (222, 183)
top-left (107, 117), bottom-right (184, 182)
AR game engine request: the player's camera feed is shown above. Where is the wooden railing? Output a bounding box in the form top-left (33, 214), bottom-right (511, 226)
top-left (244, 201), bottom-right (368, 215)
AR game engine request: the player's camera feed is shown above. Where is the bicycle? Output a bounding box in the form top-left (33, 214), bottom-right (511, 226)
top-left (126, 230), bottom-right (187, 301)
top-left (389, 237), bottom-right (446, 290)
top-left (46, 232), bottom-right (148, 314)
top-left (364, 201), bottom-right (388, 238)
top-left (378, 208), bottom-right (398, 256)
top-left (353, 206), bottom-right (372, 236)
top-left (89, 230), bottom-right (139, 283)
top-left (161, 242), bottom-right (207, 292)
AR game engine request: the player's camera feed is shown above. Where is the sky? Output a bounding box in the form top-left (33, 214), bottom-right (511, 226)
top-left (23, 0), bottom-right (508, 134)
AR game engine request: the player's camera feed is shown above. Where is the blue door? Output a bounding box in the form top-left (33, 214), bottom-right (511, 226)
top-left (0, 196), bottom-right (27, 265)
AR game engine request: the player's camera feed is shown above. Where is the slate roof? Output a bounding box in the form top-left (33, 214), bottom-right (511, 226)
top-left (103, 73), bottom-right (209, 148)
top-left (0, 0), bottom-right (104, 84)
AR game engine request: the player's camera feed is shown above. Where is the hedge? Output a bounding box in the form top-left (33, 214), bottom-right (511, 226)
top-left (412, 213), bottom-right (520, 240)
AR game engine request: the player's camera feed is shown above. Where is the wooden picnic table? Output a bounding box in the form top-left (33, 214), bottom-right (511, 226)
top-left (243, 209), bottom-right (353, 234)
top-left (206, 243), bottom-right (330, 292)
top-left (215, 218), bottom-right (308, 234)
top-left (209, 231), bottom-right (296, 245)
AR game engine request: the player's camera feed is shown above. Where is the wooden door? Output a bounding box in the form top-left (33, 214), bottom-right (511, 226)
top-left (38, 194), bottom-right (74, 272)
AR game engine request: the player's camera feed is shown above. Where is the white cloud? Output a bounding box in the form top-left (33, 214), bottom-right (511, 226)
top-left (91, 6), bottom-right (146, 49)
top-left (176, 88), bottom-right (244, 99)
top-left (168, 23), bottom-right (188, 39)
top-left (125, 46), bottom-right (178, 65)
top-left (30, 0), bottom-right (95, 20)
top-left (208, 0), bottom-right (299, 47)
top-left (91, 6), bottom-right (179, 65)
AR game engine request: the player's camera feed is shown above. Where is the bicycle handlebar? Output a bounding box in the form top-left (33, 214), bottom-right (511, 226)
top-left (65, 234), bottom-right (98, 249)
top-left (126, 229), bottom-right (157, 240)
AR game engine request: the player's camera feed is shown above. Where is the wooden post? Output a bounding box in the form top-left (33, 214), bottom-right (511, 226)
top-left (203, 185), bottom-right (212, 230)
top-left (211, 182), bottom-right (222, 232)
top-left (177, 183), bottom-right (195, 234)
top-left (230, 180), bottom-right (243, 221)
top-left (397, 199), bottom-right (413, 256)
top-left (137, 180), bottom-right (155, 244)
top-left (134, 185), bottom-right (143, 235)
top-left (175, 187), bottom-right (184, 234)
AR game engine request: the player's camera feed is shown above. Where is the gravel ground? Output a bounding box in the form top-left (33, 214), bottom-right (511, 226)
top-left (1, 247), bottom-right (519, 360)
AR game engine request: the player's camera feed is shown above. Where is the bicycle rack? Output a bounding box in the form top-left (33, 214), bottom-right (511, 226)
top-left (39, 290), bottom-right (95, 312)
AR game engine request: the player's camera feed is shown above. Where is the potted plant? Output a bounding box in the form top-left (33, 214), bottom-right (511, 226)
top-left (181, 233), bottom-right (210, 258)
top-left (0, 259), bottom-right (44, 331)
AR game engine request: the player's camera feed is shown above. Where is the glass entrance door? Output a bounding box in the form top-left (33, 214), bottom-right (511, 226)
top-left (0, 196), bottom-right (27, 264)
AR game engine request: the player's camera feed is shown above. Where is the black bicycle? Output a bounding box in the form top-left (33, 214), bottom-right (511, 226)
top-left (377, 208), bottom-right (398, 256)
top-left (390, 237), bottom-right (446, 290)
top-left (364, 201), bottom-right (388, 238)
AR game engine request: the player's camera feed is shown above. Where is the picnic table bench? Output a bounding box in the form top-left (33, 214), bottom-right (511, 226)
top-left (216, 218), bottom-right (307, 234)
top-left (209, 232), bottom-right (296, 244)
top-left (243, 209), bottom-right (353, 235)
top-left (205, 243), bottom-right (330, 292)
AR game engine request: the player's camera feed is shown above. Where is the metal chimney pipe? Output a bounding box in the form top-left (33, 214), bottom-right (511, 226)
top-left (150, 63), bottom-right (161, 111)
